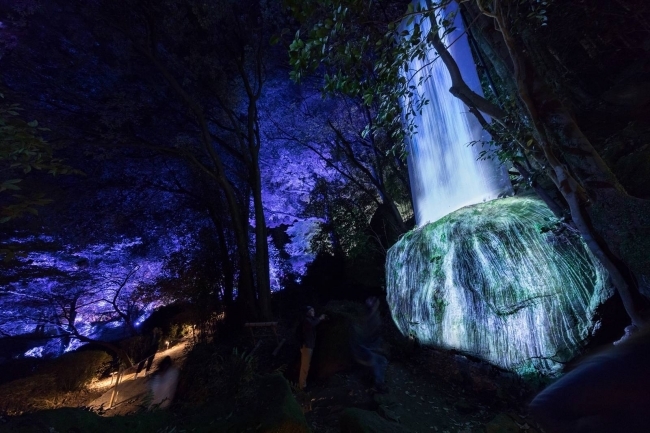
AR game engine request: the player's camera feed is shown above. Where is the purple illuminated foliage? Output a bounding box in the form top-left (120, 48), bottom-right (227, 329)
top-left (0, 0), bottom-right (412, 355)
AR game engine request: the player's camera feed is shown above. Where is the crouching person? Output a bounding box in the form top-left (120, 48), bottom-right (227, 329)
top-left (529, 326), bottom-right (650, 432)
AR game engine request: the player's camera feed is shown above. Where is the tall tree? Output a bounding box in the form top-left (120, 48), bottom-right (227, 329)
top-left (282, 0), bottom-right (414, 246)
top-left (0, 0), bottom-right (284, 320)
top-left (287, 0), bottom-right (650, 326)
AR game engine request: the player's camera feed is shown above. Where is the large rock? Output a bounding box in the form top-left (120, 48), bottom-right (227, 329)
top-left (386, 197), bottom-right (611, 375)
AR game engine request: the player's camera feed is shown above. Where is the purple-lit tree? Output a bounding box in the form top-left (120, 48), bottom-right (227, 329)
top-left (261, 73), bottom-right (412, 268)
top-left (0, 237), bottom-right (158, 362)
top-left (84, 0), bottom-right (277, 319)
top-left (0, 0), bottom-right (294, 320)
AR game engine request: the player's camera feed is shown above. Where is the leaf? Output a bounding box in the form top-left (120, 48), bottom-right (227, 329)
top-left (1, 179), bottom-right (23, 191)
top-left (27, 120), bottom-right (39, 127)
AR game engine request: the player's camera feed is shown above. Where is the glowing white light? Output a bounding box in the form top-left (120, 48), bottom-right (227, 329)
top-left (386, 197), bottom-right (611, 374)
top-left (24, 346), bottom-right (45, 358)
top-left (402, 1), bottom-right (511, 226)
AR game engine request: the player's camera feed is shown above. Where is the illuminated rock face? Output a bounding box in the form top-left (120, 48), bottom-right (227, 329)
top-left (386, 197), bottom-right (611, 374)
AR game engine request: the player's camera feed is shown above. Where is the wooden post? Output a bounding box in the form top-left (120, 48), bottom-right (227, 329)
top-left (248, 340), bottom-right (263, 357)
top-left (272, 338), bottom-right (286, 357)
top-left (108, 367), bottom-right (123, 409)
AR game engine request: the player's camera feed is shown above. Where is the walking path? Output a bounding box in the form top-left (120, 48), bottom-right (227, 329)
top-left (87, 339), bottom-right (189, 416)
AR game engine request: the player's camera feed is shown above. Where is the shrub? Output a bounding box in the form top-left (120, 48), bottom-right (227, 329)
top-left (48, 350), bottom-right (112, 392)
top-left (174, 343), bottom-right (221, 404)
top-left (221, 348), bottom-right (256, 398)
top-left (175, 343), bottom-right (257, 405)
top-left (0, 374), bottom-right (58, 414)
top-left (120, 335), bottom-right (154, 365)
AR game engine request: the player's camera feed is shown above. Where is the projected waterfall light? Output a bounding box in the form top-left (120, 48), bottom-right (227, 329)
top-left (402, 1), bottom-right (511, 225)
top-left (386, 197), bottom-right (611, 374)
top-left (387, 1), bottom-right (612, 375)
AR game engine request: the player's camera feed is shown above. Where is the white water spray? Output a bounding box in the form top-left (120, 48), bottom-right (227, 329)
top-left (403, 1), bottom-right (511, 225)
top-left (387, 2), bottom-right (611, 374)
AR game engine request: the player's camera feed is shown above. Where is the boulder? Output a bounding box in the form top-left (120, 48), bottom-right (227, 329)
top-left (386, 197), bottom-right (611, 375)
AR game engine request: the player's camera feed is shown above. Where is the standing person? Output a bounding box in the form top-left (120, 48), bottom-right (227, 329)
top-left (299, 306), bottom-right (327, 391)
top-left (149, 356), bottom-right (180, 409)
top-left (136, 328), bottom-right (161, 376)
top-left (351, 297), bottom-right (388, 393)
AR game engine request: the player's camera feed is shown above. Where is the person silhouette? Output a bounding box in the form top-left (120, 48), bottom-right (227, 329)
top-left (149, 356), bottom-right (180, 409)
top-left (298, 305), bottom-right (327, 390)
top-left (351, 297), bottom-right (388, 393)
top-left (529, 326), bottom-right (650, 432)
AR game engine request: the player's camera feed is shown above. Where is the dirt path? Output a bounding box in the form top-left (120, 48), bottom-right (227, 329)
top-left (298, 353), bottom-right (540, 433)
top-left (86, 339), bottom-right (189, 416)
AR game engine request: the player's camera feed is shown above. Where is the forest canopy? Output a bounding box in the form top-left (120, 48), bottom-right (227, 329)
top-left (1, 0), bottom-right (649, 357)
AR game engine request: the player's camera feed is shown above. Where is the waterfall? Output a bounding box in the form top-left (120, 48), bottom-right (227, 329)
top-left (402, 1), bottom-right (512, 225)
top-left (387, 1), bottom-right (611, 375)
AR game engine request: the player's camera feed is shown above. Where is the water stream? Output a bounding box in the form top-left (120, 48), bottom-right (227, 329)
top-left (388, 1), bottom-right (610, 374)
top-left (402, 0), bottom-right (511, 225)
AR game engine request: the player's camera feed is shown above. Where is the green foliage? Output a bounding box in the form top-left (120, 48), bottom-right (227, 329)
top-left (0, 95), bottom-right (80, 222)
top-left (2, 374), bottom-right (307, 432)
top-left (221, 348), bottom-right (257, 398)
top-left (176, 343), bottom-right (257, 405)
top-left (0, 374), bottom-right (59, 415)
top-left (285, 0), bottom-right (454, 158)
top-left (48, 350), bottom-right (113, 392)
top-left (0, 350), bottom-right (111, 414)
top-left (166, 343), bottom-right (218, 404)
top-left (1, 407), bottom-right (172, 432)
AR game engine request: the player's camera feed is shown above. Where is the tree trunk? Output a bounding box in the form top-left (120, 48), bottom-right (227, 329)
top-left (133, 41), bottom-right (260, 320)
top-left (227, 191), bottom-right (259, 320)
top-left (512, 161), bottom-right (565, 219)
top-left (207, 201), bottom-right (235, 308)
top-left (251, 151), bottom-right (272, 320)
top-left (490, 0), bottom-right (650, 326)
